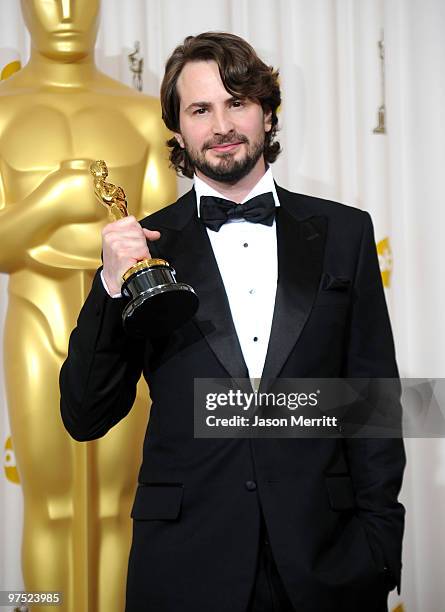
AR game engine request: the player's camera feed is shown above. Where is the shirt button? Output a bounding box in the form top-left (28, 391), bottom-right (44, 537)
top-left (249, 289), bottom-right (255, 295)
top-left (253, 337), bottom-right (258, 342)
top-left (245, 480), bottom-right (257, 491)
top-left (243, 242), bottom-right (249, 248)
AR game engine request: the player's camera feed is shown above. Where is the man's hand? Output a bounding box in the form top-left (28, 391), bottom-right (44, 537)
top-left (102, 216), bottom-right (160, 295)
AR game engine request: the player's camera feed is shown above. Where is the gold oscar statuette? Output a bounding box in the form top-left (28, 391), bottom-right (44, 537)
top-left (90, 160), bottom-right (198, 335)
top-left (1, 1), bottom-right (179, 609)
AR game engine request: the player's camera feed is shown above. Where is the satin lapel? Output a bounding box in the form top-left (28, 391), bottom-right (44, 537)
top-left (150, 189), bottom-right (249, 382)
top-left (259, 189), bottom-right (327, 393)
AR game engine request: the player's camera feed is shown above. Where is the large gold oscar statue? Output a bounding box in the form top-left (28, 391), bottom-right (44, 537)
top-left (0, 1), bottom-right (176, 610)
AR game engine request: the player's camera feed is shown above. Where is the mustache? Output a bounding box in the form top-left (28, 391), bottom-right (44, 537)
top-left (203, 133), bottom-right (249, 150)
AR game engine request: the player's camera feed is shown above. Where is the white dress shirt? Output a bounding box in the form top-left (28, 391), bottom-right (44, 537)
top-left (195, 168), bottom-right (279, 380)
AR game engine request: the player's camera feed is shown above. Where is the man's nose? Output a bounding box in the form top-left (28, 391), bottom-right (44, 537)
top-left (212, 109), bottom-right (235, 135)
top-left (60, 0), bottom-right (74, 23)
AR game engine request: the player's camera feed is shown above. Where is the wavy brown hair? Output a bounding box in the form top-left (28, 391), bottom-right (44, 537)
top-left (160, 31), bottom-right (281, 178)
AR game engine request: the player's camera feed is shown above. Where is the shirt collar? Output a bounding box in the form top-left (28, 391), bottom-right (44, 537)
top-left (194, 166), bottom-right (280, 218)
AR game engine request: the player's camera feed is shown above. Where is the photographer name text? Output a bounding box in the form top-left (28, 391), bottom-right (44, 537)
top-left (205, 414), bottom-right (338, 428)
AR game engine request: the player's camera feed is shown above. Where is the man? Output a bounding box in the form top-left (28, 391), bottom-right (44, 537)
top-left (60, 32), bottom-right (405, 612)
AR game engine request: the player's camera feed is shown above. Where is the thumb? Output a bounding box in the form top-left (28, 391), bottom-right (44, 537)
top-left (142, 228), bottom-right (161, 242)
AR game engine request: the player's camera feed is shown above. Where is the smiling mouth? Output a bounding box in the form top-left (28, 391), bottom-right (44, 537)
top-left (210, 142), bottom-right (243, 153)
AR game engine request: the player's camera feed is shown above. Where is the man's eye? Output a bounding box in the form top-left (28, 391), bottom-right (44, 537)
top-left (194, 108), bottom-right (207, 115)
top-left (231, 100), bottom-right (244, 108)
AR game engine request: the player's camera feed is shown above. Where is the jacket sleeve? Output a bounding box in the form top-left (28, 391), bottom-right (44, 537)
top-left (59, 269), bottom-right (146, 442)
top-left (343, 212), bottom-right (406, 593)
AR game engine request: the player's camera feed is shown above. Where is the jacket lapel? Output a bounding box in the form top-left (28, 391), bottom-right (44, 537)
top-left (148, 188), bottom-right (249, 382)
top-left (259, 186), bottom-right (327, 392)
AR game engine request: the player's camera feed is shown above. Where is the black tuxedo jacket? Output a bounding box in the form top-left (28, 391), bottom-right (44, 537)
top-left (60, 185), bottom-right (405, 612)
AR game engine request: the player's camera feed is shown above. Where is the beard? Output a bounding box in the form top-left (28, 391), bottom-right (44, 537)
top-left (182, 131), bottom-right (265, 183)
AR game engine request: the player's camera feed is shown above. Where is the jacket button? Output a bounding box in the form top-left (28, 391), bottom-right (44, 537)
top-left (245, 480), bottom-right (257, 491)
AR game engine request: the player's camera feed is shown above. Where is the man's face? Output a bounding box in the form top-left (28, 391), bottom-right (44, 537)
top-left (21, 0), bottom-right (100, 61)
top-left (174, 60), bottom-right (272, 184)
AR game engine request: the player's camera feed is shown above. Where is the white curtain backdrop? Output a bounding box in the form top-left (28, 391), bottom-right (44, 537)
top-left (1, 1), bottom-right (444, 610)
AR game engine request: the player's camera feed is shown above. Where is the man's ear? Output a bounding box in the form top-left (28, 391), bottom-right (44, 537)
top-left (264, 108), bottom-right (273, 133)
top-left (174, 133), bottom-right (185, 148)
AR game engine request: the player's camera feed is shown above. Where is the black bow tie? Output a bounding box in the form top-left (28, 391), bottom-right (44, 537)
top-left (199, 192), bottom-right (276, 232)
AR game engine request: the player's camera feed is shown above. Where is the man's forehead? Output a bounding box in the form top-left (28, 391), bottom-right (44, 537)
top-left (177, 60), bottom-right (229, 104)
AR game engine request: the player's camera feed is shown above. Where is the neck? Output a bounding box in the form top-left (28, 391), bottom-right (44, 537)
top-left (21, 49), bottom-right (98, 88)
top-left (196, 157), bottom-right (267, 202)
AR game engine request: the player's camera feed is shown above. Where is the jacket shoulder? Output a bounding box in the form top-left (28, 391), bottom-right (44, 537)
top-left (139, 189), bottom-right (195, 230)
top-left (277, 185), bottom-right (368, 224)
